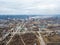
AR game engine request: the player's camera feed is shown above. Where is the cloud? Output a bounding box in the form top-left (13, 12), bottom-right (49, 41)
top-left (0, 0), bottom-right (60, 15)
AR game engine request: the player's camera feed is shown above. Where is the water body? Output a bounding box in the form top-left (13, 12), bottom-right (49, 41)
top-left (0, 15), bottom-right (37, 19)
top-left (0, 15), bottom-right (60, 19)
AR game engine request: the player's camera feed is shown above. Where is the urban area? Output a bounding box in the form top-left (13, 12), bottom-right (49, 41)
top-left (0, 15), bottom-right (60, 45)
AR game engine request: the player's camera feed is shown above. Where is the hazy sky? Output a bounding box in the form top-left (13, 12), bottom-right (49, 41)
top-left (0, 0), bottom-right (60, 15)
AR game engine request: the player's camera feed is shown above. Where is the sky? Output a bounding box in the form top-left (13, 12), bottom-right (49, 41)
top-left (0, 0), bottom-right (60, 15)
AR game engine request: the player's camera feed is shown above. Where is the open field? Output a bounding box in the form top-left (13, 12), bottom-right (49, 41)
top-left (7, 32), bottom-right (40, 45)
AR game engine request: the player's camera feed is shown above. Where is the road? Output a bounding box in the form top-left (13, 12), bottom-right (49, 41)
top-left (38, 31), bottom-right (46, 45)
top-left (6, 23), bottom-right (25, 45)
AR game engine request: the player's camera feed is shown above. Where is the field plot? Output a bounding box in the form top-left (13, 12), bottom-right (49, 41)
top-left (7, 32), bottom-right (40, 45)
